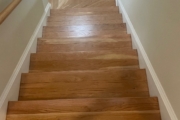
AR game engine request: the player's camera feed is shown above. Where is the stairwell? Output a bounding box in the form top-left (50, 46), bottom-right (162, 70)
top-left (6, 0), bottom-right (161, 119)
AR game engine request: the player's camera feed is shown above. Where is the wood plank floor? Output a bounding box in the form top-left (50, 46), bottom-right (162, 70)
top-left (49, 0), bottom-right (116, 9)
top-left (6, 0), bottom-right (162, 120)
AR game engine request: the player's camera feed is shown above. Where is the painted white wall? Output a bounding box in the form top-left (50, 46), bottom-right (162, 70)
top-left (42, 0), bottom-right (49, 8)
top-left (0, 1), bottom-right (50, 120)
top-left (0, 0), bottom-right (45, 96)
top-left (119, 0), bottom-right (180, 119)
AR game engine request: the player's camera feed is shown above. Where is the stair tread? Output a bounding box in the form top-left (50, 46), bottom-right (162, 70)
top-left (29, 66), bottom-right (140, 73)
top-left (20, 80), bottom-right (148, 89)
top-left (30, 59), bottom-right (139, 72)
top-left (51, 6), bottom-right (118, 11)
top-left (8, 97), bottom-right (159, 114)
top-left (21, 69), bottom-right (146, 84)
top-left (38, 37), bottom-right (132, 44)
top-left (47, 19), bottom-right (123, 26)
top-left (50, 0), bottom-right (116, 9)
top-left (48, 14), bottom-right (122, 22)
top-left (19, 90), bottom-right (149, 100)
top-left (42, 30), bottom-right (129, 39)
top-left (50, 7), bottom-right (119, 16)
top-left (37, 41), bottom-right (132, 52)
top-left (43, 23), bottom-right (126, 32)
top-left (31, 50), bottom-right (138, 61)
top-left (7, 111), bottom-right (161, 120)
top-left (50, 0), bottom-right (115, 9)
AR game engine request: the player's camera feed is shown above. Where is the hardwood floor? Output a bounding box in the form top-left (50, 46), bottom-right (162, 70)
top-left (49, 0), bottom-right (116, 9)
top-left (6, 0), bottom-right (162, 120)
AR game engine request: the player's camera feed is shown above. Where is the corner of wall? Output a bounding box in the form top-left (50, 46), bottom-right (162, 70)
top-left (116, 0), bottom-right (178, 120)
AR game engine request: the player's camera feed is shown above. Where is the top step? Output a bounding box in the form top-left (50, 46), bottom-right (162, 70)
top-left (50, 0), bottom-right (116, 9)
top-left (50, 7), bottom-right (119, 16)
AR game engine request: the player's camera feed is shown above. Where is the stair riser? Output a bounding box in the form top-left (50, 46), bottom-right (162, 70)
top-left (38, 37), bottom-right (132, 45)
top-left (43, 24), bottom-right (126, 32)
top-left (47, 20), bottom-right (123, 26)
top-left (48, 14), bottom-right (122, 22)
top-left (49, 0), bottom-right (116, 9)
top-left (30, 59), bottom-right (139, 72)
top-left (20, 81), bottom-right (148, 90)
top-left (31, 51), bottom-right (137, 61)
top-left (50, 7), bottom-right (119, 14)
top-left (8, 98), bottom-right (159, 114)
top-left (42, 31), bottom-right (129, 39)
top-left (21, 69), bottom-right (147, 84)
top-left (50, 11), bottom-right (119, 16)
top-left (7, 111), bottom-right (161, 120)
top-left (19, 90), bottom-right (150, 101)
top-left (37, 42), bottom-right (132, 52)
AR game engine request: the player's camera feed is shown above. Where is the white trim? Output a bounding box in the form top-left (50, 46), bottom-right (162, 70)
top-left (0, 3), bottom-right (51, 120)
top-left (116, 0), bottom-right (178, 120)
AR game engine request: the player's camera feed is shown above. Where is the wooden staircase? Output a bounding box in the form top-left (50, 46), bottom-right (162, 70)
top-left (6, 0), bottom-right (162, 120)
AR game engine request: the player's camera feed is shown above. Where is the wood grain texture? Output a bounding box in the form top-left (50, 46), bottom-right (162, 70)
top-left (48, 14), bottom-right (122, 22)
top-left (6, 0), bottom-right (162, 119)
top-left (31, 50), bottom-right (138, 61)
top-left (29, 66), bottom-right (140, 73)
top-left (19, 89), bottom-right (149, 101)
top-left (38, 37), bottom-right (132, 44)
top-left (43, 24), bottom-right (127, 32)
top-left (21, 69), bottom-right (146, 84)
top-left (8, 98), bottom-right (159, 114)
top-left (42, 30), bottom-right (129, 39)
top-left (49, 0), bottom-right (116, 9)
top-left (29, 59), bottom-right (139, 72)
top-left (47, 19), bottom-right (123, 26)
top-left (37, 41), bottom-right (132, 52)
top-left (7, 111), bottom-right (161, 120)
top-left (50, 7), bottom-right (119, 16)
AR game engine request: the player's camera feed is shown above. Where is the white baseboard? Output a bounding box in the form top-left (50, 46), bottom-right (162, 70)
top-left (0, 3), bottom-right (51, 120)
top-left (116, 1), bottom-right (178, 120)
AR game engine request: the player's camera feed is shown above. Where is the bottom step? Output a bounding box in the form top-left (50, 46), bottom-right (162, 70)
top-left (7, 111), bottom-right (161, 120)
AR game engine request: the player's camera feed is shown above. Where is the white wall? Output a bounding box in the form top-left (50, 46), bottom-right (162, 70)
top-left (0, 0), bottom-right (46, 96)
top-left (0, 1), bottom-right (50, 120)
top-left (42, 0), bottom-right (49, 8)
top-left (119, 0), bottom-right (180, 119)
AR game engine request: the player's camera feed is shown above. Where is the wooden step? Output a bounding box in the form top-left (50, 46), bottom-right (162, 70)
top-left (47, 19), bottom-right (123, 26)
top-left (42, 30), bottom-right (129, 39)
top-left (19, 69), bottom-right (148, 100)
top-left (49, 0), bottom-right (116, 9)
top-left (84, 0), bottom-right (116, 7)
top-left (43, 24), bottom-right (126, 32)
top-left (37, 41), bottom-right (132, 52)
top-left (50, 7), bottom-right (119, 16)
top-left (38, 37), bottom-right (132, 44)
top-left (31, 50), bottom-right (138, 61)
top-left (48, 14), bottom-right (122, 22)
top-left (19, 90), bottom-right (149, 101)
top-left (20, 81), bottom-right (148, 90)
top-left (29, 66), bottom-right (140, 73)
top-left (21, 69), bottom-right (147, 84)
top-left (8, 97), bottom-right (159, 114)
top-left (7, 111), bottom-right (161, 120)
top-left (29, 58), bottom-right (139, 72)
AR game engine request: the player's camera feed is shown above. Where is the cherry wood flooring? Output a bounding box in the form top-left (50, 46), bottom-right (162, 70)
top-left (6, 0), bottom-right (161, 120)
